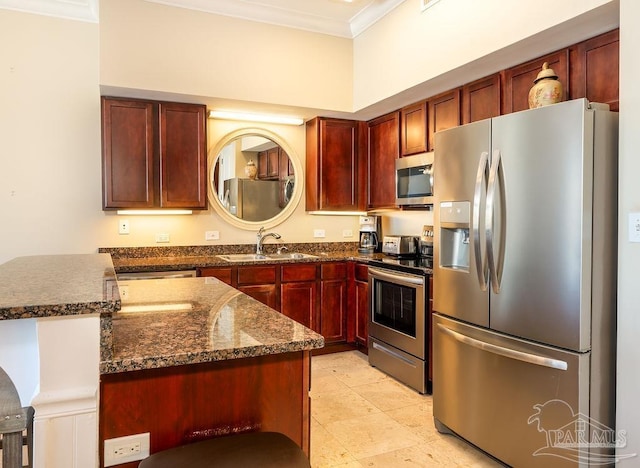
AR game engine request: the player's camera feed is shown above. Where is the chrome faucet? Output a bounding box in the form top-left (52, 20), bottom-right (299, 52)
top-left (256, 227), bottom-right (281, 255)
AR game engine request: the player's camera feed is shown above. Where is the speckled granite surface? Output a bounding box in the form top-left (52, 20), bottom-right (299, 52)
top-left (99, 242), bottom-right (382, 273)
top-left (101, 277), bottom-right (325, 374)
top-left (0, 254), bottom-right (120, 320)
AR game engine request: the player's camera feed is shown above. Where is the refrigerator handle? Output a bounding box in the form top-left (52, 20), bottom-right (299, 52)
top-left (473, 151), bottom-right (489, 292)
top-left (436, 323), bottom-right (568, 371)
top-left (486, 149), bottom-right (502, 294)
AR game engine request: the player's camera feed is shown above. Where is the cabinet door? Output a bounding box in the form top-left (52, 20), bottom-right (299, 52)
top-left (281, 282), bottom-right (318, 330)
top-left (267, 147), bottom-right (280, 178)
top-left (101, 98), bottom-right (156, 209)
top-left (569, 29), bottom-right (619, 111)
top-left (367, 111), bottom-right (399, 210)
top-left (258, 151), bottom-right (268, 179)
top-left (354, 264), bottom-right (369, 348)
top-left (238, 284), bottom-right (279, 309)
top-left (159, 102), bottom-right (207, 209)
top-left (501, 49), bottom-right (569, 114)
top-left (462, 74), bottom-right (501, 124)
top-left (401, 102), bottom-right (427, 156)
top-left (428, 89), bottom-right (461, 151)
top-left (320, 263), bottom-right (348, 343)
top-left (197, 267), bottom-right (233, 285)
top-left (306, 118), bottom-right (364, 211)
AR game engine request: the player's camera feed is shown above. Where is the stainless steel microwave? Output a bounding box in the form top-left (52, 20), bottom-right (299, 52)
top-left (395, 152), bottom-right (434, 206)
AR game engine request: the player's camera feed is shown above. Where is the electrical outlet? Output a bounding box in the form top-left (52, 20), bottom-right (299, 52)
top-left (630, 212), bottom-right (640, 243)
top-left (205, 230), bottom-right (220, 241)
top-left (104, 433), bottom-right (150, 467)
top-left (313, 229), bottom-right (326, 238)
top-left (342, 229), bottom-right (353, 238)
top-left (155, 233), bottom-right (170, 243)
top-left (118, 219), bottom-right (130, 235)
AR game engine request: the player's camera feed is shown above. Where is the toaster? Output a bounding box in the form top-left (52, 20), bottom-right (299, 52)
top-left (382, 235), bottom-right (418, 257)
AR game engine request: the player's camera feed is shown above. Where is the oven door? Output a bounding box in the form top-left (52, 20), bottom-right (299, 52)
top-left (368, 266), bottom-right (425, 359)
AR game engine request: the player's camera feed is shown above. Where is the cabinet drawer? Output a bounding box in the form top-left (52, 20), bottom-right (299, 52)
top-left (282, 264), bottom-right (318, 282)
top-left (321, 262), bottom-right (347, 280)
top-left (237, 265), bottom-right (277, 285)
top-left (355, 263), bottom-right (369, 282)
top-left (197, 267), bottom-right (233, 285)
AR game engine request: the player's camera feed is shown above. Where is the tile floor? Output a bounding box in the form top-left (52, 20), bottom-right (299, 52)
top-left (310, 350), bottom-right (504, 468)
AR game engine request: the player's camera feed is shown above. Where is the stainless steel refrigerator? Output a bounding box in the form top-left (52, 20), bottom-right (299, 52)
top-left (432, 99), bottom-right (618, 467)
top-left (223, 178), bottom-right (280, 221)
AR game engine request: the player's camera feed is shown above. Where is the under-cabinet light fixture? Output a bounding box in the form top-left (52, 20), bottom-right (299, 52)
top-left (208, 110), bottom-right (304, 126)
top-left (307, 211), bottom-right (368, 216)
top-left (116, 210), bottom-right (193, 215)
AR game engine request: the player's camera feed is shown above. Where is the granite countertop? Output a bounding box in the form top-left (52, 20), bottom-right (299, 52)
top-left (0, 254), bottom-right (120, 320)
top-left (101, 276), bottom-right (325, 374)
top-left (100, 243), bottom-right (383, 273)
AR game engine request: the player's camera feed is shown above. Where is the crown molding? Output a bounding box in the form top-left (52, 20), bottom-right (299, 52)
top-left (146, 0), bottom-right (405, 39)
top-left (0, 0), bottom-right (98, 22)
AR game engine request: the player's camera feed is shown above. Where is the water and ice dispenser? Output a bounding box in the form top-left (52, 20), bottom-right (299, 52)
top-left (439, 201), bottom-right (471, 272)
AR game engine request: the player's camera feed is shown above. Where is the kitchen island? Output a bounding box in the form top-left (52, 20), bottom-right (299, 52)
top-left (0, 254), bottom-right (324, 468)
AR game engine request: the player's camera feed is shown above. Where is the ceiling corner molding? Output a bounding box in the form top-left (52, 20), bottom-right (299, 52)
top-left (146, 0), bottom-right (352, 37)
top-left (0, 0), bottom-right (99, 22)
top-left (350, 0), bottom-right (406, 37)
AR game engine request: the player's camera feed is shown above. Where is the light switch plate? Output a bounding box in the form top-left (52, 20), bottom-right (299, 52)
top-left (314, 229), bottom-right (326, 238)
top-left (205, 230), bottom-right (220, 241)
top-left (155, 233), bottom-right (170, 243)
top-left (629, 212), bottom-right (640, 243)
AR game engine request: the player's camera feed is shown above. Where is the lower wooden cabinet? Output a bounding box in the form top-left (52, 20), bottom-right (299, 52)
top-left (320, 263), bottom-right (348, 344)
top-left (353, 263), bottom-right (369, 348)
top-left (281, 264), bottom-right (319, 331)
top-left (198, 261), bottom-right (358, 346)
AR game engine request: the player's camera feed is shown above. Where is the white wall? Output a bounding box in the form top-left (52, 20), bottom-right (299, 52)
top-left (616, 0), bottom-right (640, 463)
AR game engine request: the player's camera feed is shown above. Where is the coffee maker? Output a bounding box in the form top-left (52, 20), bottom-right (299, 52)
top-left (358, 216), bottom-right (381, 253)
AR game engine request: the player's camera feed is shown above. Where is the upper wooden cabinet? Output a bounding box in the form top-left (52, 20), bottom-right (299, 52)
top-left (101, 97), bottom-right (207, 210)
top-left (400, 102), bottom-right (427, 156)
top-left (367, 111), bottom-right (399, 210)
top-left (305, 117), bottom-right (364, 211)
top-left (502, 50), bottom-right (569, 114)
top-left (258, 146), bottom-right (280, 179)
top-left (462, 74), bottom-right (501, 124)
top-left (428, 89), bottom-right (461, 151)
top-left (569, 29), bottom-right (619, 111)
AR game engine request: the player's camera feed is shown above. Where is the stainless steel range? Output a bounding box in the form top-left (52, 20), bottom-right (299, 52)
top-left (368, 232), bottom-right (432, 394)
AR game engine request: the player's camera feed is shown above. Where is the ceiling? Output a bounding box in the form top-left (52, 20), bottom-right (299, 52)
top-left (144, 0), bottom-right (406, 38)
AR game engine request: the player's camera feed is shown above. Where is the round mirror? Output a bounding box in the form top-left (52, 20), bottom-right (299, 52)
top-left (208, 128), bottom-right (303, 230)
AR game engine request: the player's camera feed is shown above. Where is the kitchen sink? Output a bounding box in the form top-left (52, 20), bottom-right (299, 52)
top-left (216, 253), bottom-right (318, 262)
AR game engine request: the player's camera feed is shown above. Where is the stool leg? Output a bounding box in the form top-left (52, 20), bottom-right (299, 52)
top-left (2, 431), bottom-right (23, 468)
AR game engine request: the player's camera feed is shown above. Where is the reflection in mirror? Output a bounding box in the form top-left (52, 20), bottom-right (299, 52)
top-left (212, 135), bottom-right (295, 223)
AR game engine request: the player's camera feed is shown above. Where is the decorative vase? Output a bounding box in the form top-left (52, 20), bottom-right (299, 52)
top-left (244, 160), bottom-right (257, 180)
top-left (528, 62), bottom-right (563, 109)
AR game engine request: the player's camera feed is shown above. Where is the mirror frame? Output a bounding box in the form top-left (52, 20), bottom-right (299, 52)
top-left (207, 127), bottom-right (303, 230)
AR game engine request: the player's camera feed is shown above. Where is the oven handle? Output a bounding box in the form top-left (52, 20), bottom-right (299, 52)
top-left (368, 267), bottom-right (425, 287)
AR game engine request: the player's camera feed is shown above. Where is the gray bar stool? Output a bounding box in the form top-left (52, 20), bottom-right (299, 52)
top-left (139, 431), bottom-right (310, 468)
top-left (0, 367), bottom-right (35, 468)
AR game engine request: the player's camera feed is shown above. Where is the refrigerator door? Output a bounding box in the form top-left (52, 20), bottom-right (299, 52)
top-left (433, 313), bottom-right (591, 468)
top-left (489, 99), bottom-right (594, 351)
top-left (434, 119), bottom-right (491, 327)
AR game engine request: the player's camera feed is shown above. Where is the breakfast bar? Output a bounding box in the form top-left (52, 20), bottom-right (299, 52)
top-left (0, 254), bottom-right (324, 467)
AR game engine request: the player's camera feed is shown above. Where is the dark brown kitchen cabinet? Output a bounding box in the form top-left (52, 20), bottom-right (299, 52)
top-left (401, 102), bottom-right (428, 156)
top-left (462, 74), bottom-right (501, 124)
top-left (569, 29), bottom-right (619, 111)
top-left (236, 265), bottom-right (279, 309)
top-left (501, 49), bottom-right (569, 114)
top-left (281, 264), bottom-right (319, 331)
top-left (427, 89), bottom-right (461, 151)
top-left (196, 267), bottom-right (233, 285)
top-left (306, 117), bottom-right (365, 211)
top-left (366, 111), bottom-right (399, 210)
top-left (320, 263), bottom-right (348, 344)
top-left (101, 97), bottom-right (207, 210)
top-left (258, 146), bottom-right (280, 179)
top-left (353, 263), bottom-right (369, 348)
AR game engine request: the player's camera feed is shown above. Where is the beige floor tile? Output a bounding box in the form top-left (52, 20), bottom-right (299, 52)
top-left (415, 435), bottom-right (504, 467)
top-left (311, 418), bottom-right (358, 468)
top-left (312, 388), bottom-right (381, 425)
top-left (386, 401), bottom-right (441, 442)
top-left (357, 444), bottom-right (442, 467)
top-left (312, 367), bottom-right (351, 395)
top-left (351, 377), bottom-right (428, 412)
top-left (324, 412), bottom-right (423, 460)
